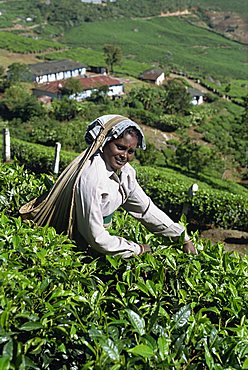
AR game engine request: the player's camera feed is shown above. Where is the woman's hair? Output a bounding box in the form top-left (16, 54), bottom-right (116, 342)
top-left (116, 127), bottom-right (140, 142)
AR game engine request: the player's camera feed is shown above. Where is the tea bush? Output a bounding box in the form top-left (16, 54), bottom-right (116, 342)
top-left (0, 211), bottom-right (247, 369)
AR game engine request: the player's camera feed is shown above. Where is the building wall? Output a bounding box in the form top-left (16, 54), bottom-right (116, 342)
top-left (70, 84), bottom-right (124, 101)
top-left (35, 67), bottom-right (86, 84)
top-left (155, 73), bottom-right (165, 85)
top-left (192, 95), bottom-right (204, 105)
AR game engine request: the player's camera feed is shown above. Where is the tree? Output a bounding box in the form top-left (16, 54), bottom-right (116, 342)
top-left (89, 85), bottom-right (109, 104)
top-left (0, 66), bottom-right (4, 80)
top-left (162, 79), bottom-right (191, 114)
top-left (60, 78), bottom-right (82, 97)
top-left (175, 139), bottom-right (222, 174)
top-left (51, 97), bottom-right (80, 121)
top-left (7, 63), bottom-right (32, 84)
top-left (0, 65), bottom-right (6, 91)
top-left (135, 142), bottom-right (162, 166)
top-left (126, 86), bottom-right (165, 112)
top-left (103, 44), bottom-right (122, 74)
top-left (0, 85), bottom-right (44, 121)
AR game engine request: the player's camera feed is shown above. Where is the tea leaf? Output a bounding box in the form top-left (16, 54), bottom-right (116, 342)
top-left (126, 309), bottom-right (145, 336)
top-left (127, 344), bottom-right (153, 358)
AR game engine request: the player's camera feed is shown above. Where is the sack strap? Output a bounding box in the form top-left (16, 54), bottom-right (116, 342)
top-left (20, 115), bottom-right (127, 239)
top-left (67, 115), bottom-right (126, 236)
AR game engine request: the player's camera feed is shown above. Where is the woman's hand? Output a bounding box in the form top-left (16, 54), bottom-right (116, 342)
top-left (183, 240), bottom-right (198, 255)
top-left (139, 244), bottom-right (151, 255)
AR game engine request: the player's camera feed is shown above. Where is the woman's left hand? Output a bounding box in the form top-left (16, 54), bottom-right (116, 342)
top-left (183, 240), bottom-right (198, 255)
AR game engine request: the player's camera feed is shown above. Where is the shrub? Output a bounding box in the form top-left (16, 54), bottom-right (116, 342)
top-left (0, 211), bottom-right (247, 369)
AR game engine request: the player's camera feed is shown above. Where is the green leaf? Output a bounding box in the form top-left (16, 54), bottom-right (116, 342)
top-left (109, 365), bottom-right (121, 370)
top-left (204, 341), bottom-right (215, 369)
top-left (146, 280), bottom-right (156, 296)
top-left (242, 357), bottom-right (248, 369)
top-left (81, 361), bottom-right (95, 370)
top-left (19, 322), bottom-right (43, 331)
top-left (173, 304), bottom-right (191, 329)
top-left (127, 344), bottom-right (153, 358)
top-left (158, 335), bottom-right (171, 360)
top-left (0, 355), bottom-right (10, 370)
top-left (136, 281), bottom-right (150, 296)
top-left (106, 255), bottom-right (121, 269)
top-left (3, 339), bottom-right (13, 360)
top-left (126, 309), bottom-right (145, 336)
top-left (99, 338), bottom-right (120, 361)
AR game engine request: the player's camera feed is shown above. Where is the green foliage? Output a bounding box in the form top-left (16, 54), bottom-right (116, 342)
top-left (61, 17), bottom-right (248, 80)
top-left (195, 98), bottom-right (247, 167)
top-left (0, 208), bottom-right (247, 368)
top-left (60, 78), bottom-right (83, 97)
top-left (7, 63), bottom-right (32, 83)
top-left (51, 97), bottom-right (82, 121)
top-left (163, 80), bottom-right (192, 115)
top-left (1, 148), bottom-right (247, 231)
top-left (0, 85), bottom-right (45, 121)
top-left (175, 139), bottom-right (224, 174)
top-left (125, 83), bottom-right (191, 120)
top-left (7, 138), bottom-right (77, 174)
top-left (0, 162), bottom-right (46, 216)
top-left (135, 142), bottom-right (163, 167)
top-left (103, 44), bottom-right (122, 73)
top-left (136, 166), bottom-right (248, 230)
top-left (0, 31), bottom-right (63, 53)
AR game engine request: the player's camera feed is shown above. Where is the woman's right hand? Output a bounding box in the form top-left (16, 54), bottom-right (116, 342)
top-left (139, 244), bottom-right (151, 254)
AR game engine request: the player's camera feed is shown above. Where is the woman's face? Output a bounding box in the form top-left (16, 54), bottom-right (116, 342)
top-left (103, 133), bottom-right (138, 171)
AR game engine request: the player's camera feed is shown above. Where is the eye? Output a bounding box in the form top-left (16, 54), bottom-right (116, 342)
top-left (128, 149), bottom-right (136, 155)
top-left (116, 144), bottom-right (126, 150)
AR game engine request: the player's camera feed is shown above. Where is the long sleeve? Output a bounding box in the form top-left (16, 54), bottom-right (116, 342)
top-left (123, 177), bottom-right (189, 240)
top-left (74, 156), bottom-right (141, 258)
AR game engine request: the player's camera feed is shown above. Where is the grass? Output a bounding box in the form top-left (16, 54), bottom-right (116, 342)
top-left (60, 17), bottom-right (248, 80)
top-left (195, 0), bottom-right (248, 17)
top-left (41, 47), bottom-right (152, 77)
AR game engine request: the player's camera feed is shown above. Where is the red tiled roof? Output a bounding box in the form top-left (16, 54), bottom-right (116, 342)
top-left (33, 75), bottom-right (122, 94)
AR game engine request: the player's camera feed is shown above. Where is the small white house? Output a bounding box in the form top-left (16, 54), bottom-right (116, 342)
top-left (187, 87), bottom-right (204, 105)
top-left (29, 60), bottom-right (87, 84)
top-left (139, 69), bottom-right (165, 85)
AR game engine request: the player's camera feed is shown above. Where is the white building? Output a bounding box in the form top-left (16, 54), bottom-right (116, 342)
top-left (29, 60), bottom-right (87, 84)
top-left (32, 75), bottom-right (124, 102)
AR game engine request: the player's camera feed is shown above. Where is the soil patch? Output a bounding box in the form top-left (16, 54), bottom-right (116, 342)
top-left (201, 228), bottom-right (248, 254)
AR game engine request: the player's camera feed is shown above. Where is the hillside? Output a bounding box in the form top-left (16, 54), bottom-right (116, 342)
top-left (0, 0), bottom-right (247, 44)
top-left (0, 2), bottom-right (247, 366)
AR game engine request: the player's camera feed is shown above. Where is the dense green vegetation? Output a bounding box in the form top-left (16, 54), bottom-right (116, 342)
top-left (0, 0), bottom-right (247, 84)
top-left (0, 32), bottom-right (63, 54)
top-left (0, 162), bottom-right (248, 369)
top-left (0, 1), bottom-right (247, 367)
top-left (60, 17), bottom-right (248, 81)
top-left (1, 81), bottom-right (246, 181)
top-left (0, 0), bottom-right (247, 28)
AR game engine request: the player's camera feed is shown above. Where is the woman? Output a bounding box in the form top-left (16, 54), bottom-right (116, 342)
top-left (20, 114), bottom-right (197, 258)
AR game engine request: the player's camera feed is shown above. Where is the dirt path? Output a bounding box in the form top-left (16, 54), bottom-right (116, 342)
top-left (169, 73), bottom-right (211, 94)
top-left (201, 228), bottom-right (248, 254)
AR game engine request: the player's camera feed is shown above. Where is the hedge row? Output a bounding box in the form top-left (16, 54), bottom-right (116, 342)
top-left (1, 211), bottom-right (247, 369)
top-left (137, 167), bottom-right (248, 231)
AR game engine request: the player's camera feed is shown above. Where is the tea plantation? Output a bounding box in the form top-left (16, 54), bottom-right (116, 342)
top-left (0, 156), bottom-right (248, 369)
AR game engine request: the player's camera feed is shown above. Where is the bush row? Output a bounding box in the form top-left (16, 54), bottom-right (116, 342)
top-left (137, 167), bottom-right (248, 231)
top-left (0, 211), bottom-right (248, 369)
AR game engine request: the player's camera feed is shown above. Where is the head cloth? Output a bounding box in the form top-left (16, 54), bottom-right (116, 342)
top-left (85, 114), bottom-right (146, 150)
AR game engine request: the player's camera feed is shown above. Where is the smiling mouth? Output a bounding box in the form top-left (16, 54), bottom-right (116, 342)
top-left (115, 158), bottom-right (126, 166)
